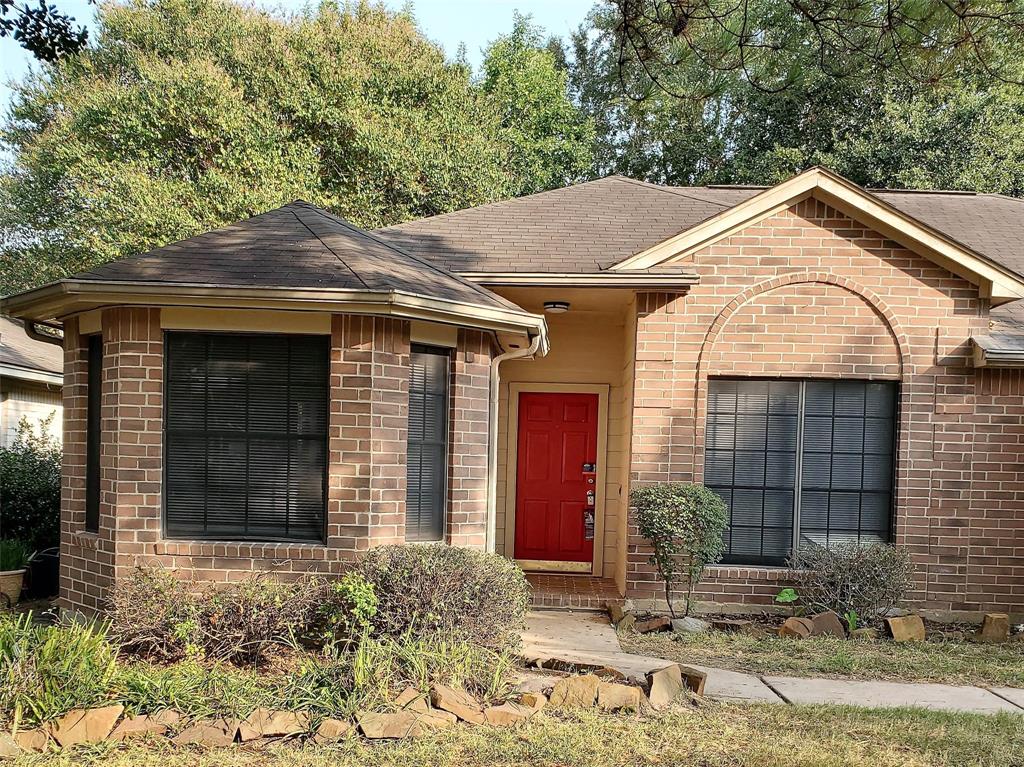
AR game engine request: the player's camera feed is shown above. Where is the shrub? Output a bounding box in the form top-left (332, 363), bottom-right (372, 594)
top-left (789, 542), bottom-right (916, 625)
top-left (310, 572), bottom-right (378, 653)
top-left (0, 613), bottom-right (118, 726)
top-left (631, 482), bottom-right (729, 617)
top-left (0, 540), bottom-right (32, 571)
top-left (357, 545), bottom-right (531, 651)
top-left (0, 417), bottom-right (61, 551)
top-left (107, 567), bottom-right (319, 664)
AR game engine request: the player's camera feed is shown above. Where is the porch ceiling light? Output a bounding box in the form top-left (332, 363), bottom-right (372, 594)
top-left (543, 301), bottom-right (570, 314)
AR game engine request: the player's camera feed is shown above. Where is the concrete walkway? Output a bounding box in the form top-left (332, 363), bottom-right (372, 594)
top-left (522, 610), bottom-right (1024, 715)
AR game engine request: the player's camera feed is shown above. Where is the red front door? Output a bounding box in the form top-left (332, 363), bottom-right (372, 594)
top-left (514, 392), bottom-right (598, 564)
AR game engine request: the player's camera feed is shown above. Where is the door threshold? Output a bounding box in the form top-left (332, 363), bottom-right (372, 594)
top-left (516, 559), bottom-right (592, 574)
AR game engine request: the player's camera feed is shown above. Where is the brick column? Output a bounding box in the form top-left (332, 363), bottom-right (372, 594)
top-left (446, 329), bottom-right (493, 548)
top-left (327, 315), bottom-right (410, 552)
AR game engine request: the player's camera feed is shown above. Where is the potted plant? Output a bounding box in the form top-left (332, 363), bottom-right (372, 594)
top-left (0, 540), bottom-right (33, 608)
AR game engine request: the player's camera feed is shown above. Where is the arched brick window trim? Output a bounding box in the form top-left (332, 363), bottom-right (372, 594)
top-left (691, 272), bottom-right (911, 485)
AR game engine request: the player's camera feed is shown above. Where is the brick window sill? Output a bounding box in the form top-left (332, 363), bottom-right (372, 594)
top-left (153, 540), bottom-right (332, 559)
top-left (704, 564), bottom-right (795, 582)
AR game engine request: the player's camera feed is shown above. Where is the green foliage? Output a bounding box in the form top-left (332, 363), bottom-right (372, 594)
top-left (0, 0), bottom-right (592, 295)
top-left (0, 613), bottom-right (118, 726)
top-left (630, 483), bottom-right (728, 617)
top-left (313, 572), bottom-right (379, 652)
top-left (775, 588), bottom-right (799, 605)
top-left (357, 544), bottom-right (531, 651)
top-left (0, 416), bottom-right (61, 551)
top-left (845, 610), bottom-right (860, 633)
top-left (568, 6), bottom-right (1024, 195)
top-left (790, 543), bottom-right (917, 626)
top-left (479, 14), bottom-right (594, 196)
top-left (0, 540), bottom-right (32, 572)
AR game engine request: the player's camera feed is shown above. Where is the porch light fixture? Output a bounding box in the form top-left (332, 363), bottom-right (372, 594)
top-left (543, 301), bottom-right (570, 314)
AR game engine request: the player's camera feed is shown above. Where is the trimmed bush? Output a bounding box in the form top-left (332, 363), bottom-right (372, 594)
top-left (107, 567), bottom-right (320, 664)
top-left (0, 613), bottom-right (118, 726)
top-left (0, 417), bottom-right (61, 551)
top-left (357, 544), bottom-right (531, 651)
top-left (790, 542), bottom-right (916, 625)
top-left (631, 482), bottom-right (729, 617)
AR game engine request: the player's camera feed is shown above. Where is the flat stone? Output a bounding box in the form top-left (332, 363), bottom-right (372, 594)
top-left (886, 615), bottom-right (925, 642)
top-left (430, 683), bottom-right (484, 724)
top-left (678, 665), bottom-right (707, 696)
top-left (357, 711), bottom-right (423, 739)
top-left (13, 729), bottom-right (48, 753)
top-left (414, 708), bottom-right (458, 730)
top-left (51, 705), bottom-right (124, 747)
top-left (634, 616), bottom-right (672, 634)
top-left (173, 719), bottom-right (237, 747)
top-left (647, 664), bottom-right (684, 709)
top-left (313, 718), bottom-right (353, 743)
top-left (109, 713), bottom-right (175, 741)
top-left (977, 613), bottom-right (1010, 643)
top-left (394, 686), bottom-right (429, 712)
top-left (597, 682), bottom-right (643, 711)
top-left (671, 617), bottom-right (710, 634)
top-left (810, 611), bottom-right (847, 638)
top-left (549, 674), bottom-right (600, 708)
top-left (850, 627), bottom-right (879, 641)
top-left (518, 691), bottom-right (547, 710)
top-left (765, 676), bottom-right (1021, 714)
top-left (710, 618), bottom-right (760, 635)
top-left (239, 708), bottom-right (309, 741)
top-left (779, 617), bottom-right (814, 639)
top-left (483, 702), bottom-right (533, 726)
top-left (0, 733), bottom-right (21, 759)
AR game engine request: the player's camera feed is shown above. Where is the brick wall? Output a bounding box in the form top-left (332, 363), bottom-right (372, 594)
top-left (446, 329), bottom-right (492, 548)
top-left (627, 198), bottom-right (1024, 617)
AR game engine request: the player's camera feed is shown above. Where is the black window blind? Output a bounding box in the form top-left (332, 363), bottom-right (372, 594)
top-left (85, 335), bottom-right (102, 533)
top-left (705, 378), bottom-right (896, 566)
top-left (406, 345), bottom-right (450, 542)
top-left (164, 332), bottom-right (328, 542)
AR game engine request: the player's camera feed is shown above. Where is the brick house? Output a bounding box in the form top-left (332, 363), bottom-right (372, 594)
top-left (5, 167), bottom-right (1024, 620)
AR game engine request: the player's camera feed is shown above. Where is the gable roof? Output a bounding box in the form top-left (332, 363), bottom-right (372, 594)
top-left (376, 170), bottom-right (1024, 302)
top-left (2, 201), bottom-right (548, 349)
top-left (0, 315), bottom-right (62, 383)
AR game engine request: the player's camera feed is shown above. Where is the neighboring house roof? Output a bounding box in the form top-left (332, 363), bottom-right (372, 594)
top-left (1, 201), bottom-right (548, 351)
top-left (0, 315), bottom-right (63, 385)
top-left (376, 173), bottom-right (1024, 293)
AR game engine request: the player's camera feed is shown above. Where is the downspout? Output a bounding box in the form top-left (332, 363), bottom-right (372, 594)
top-left (486, 333), bottom-right (542, 553)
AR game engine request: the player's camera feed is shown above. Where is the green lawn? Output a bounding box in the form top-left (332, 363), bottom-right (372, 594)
top-left (12, 704), bottom-right (1023, 767)
top-left (622, 630), bottom-right (1024, 687)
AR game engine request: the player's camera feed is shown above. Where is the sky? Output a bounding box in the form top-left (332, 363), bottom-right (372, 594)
top-left (0, 0), bottom-right (596, 116)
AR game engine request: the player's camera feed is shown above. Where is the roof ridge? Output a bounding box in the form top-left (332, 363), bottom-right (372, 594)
top-left (303, 205), bottom-right (519, 308)
top-left (287, 207), bottom-right (370, 290)
top-left (613, 176), bottom-right (737, 207)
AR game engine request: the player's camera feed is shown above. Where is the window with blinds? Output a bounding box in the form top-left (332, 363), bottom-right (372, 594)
top-left (164, 332), bottom-right (328, 542)
top-left (85, 335), bottom-right (102, 533)
top-left (705, 378), bottom-right (897, 566)
top-left (406, 345), bottom-right (450, 542)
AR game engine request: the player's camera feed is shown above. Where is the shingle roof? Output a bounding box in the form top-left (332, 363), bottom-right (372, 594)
top-left (75, 201), bottom-right (519, 312)
top-left (0, 315), bottom-right (62, 376)
top-left (376, 176), bottom-right (1024, 279)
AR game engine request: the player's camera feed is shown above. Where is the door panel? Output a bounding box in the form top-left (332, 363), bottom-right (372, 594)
top-left (514, 392), bottom-right (598, 563)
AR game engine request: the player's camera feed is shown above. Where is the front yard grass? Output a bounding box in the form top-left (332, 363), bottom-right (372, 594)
top-left (14, 703), bottom-right (1023, 767)
top-left (622, 629), bottom-right (1024, 687)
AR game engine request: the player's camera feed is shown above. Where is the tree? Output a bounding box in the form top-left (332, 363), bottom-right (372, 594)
top-left (1, 0), bottom-right (90, 61)
top-left (611, 0), bottom-right (1024, 101)
top-left (0, 0), bottom-right (592, 295)
top-left (569, 3), bottom-right (1024, 194)
top-left (479, 15), bottom-right (595, 196)
top-left (631, 482), bottom-right (728, 617)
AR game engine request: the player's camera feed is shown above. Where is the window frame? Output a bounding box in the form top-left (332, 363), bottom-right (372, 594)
top-left (161, 330), bottom-right (330, 544)
top-left (84, 334), bottom-right (102, 534)
top-left (405, 343), bottom-right (451, 543)
top-left (705, 376), bottom-right (899, 567)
